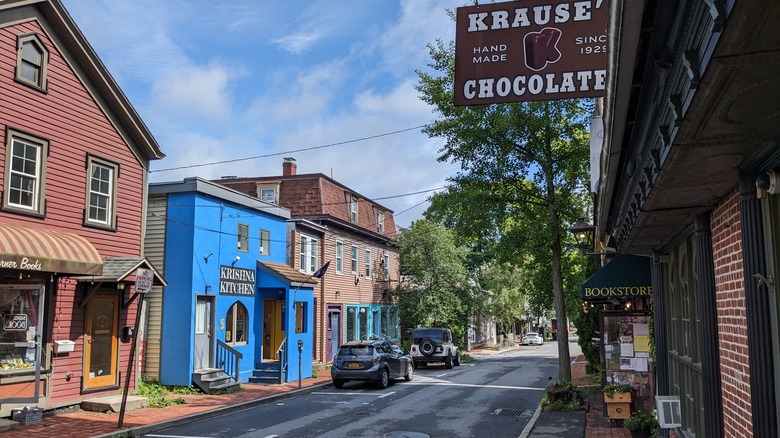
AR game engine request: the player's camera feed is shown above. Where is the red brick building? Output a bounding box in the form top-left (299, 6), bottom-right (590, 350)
top-left (217, 158), bottom-right (401, 364)
top-left (0, 0), bottom-right (164, 416)
top-left (596, 1), bottom-right (780, 436)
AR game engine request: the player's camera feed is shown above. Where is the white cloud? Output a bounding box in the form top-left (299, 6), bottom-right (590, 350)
top-left (151, 62), bottom-right (234, 120)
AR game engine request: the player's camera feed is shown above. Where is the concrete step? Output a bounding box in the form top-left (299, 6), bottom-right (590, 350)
top-left (81, 395), bottom-right (148, 413)
top-left (248, 375), bottom-right (280, 385)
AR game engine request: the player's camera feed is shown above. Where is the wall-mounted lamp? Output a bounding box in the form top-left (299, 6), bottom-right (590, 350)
top-left (232, 256), bottom-right (240, 267)
top-left (569, 217), bottom-right (595, 252)
top-left (204, 253), bottom-right (213, 263)
top-left (117, 282), bottom-right (125, 291)
top-left (205, 284), bottom-right (212, 293)
top-left (277, 288), bottom-right (285, 295)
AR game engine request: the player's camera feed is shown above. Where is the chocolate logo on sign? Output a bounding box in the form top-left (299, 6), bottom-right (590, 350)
top-left (524, 27), bottom-right (562, 71)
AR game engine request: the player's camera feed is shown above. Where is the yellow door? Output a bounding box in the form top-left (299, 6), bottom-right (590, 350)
top-left (262, 299), bottom-right (285, 360)
top-left (84, 295), bottom-right (119, 389)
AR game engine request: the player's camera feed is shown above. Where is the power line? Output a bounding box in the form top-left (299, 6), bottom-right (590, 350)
top-left (151, 125), bottom-right (428, 173)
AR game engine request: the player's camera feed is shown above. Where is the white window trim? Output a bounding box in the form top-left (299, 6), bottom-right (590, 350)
top-left (3, 129), bottom-right (48, 215)
top-left (84, 155), bottom-right (118, 229)
top-left (383, 254), bottom-right (390, 281)
top-left (259, 228), bottom-right (270, 256)
top-left (335, 241), bottom-right (344, 275)
top-left (350, 197), bottom-right (359, 223)
top-left (350, 245), bottom-right (359, 274)
top-left (237, 223), bottom-right (249, 252)
top-left (365, 249), bottom-right (372, 277)
top-left (377, 210), bottom-right (385, 233)
top-left (299, 234), bottom-right (319, 274)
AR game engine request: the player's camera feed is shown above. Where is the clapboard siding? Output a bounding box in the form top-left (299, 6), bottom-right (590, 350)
top-left (0, 19), bottom-right (145, 256)
top-left (142, 194), bottom-right (167, 380)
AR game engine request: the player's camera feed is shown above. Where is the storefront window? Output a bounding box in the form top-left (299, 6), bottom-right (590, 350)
top-left (0, 286), bottom-right (42, 371)
top-left (225, 302), bottom-right (247, 345)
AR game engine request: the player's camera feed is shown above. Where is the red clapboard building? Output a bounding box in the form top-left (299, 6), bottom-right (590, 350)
top-left (0, 0), bottom-right (164, 416)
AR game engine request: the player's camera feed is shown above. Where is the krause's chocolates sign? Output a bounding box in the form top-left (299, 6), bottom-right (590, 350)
top-left (219, 266), bottom-right (255, 296)
top-left (454, 0), bottom-right (607, 105)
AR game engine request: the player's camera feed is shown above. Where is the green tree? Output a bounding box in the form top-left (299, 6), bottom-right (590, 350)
top-left (480, 263), bottom-right (528, 335)
top-left (393, 219), bottom-right (473, 345)
top-left (416, 40), bottom-right (591, 381)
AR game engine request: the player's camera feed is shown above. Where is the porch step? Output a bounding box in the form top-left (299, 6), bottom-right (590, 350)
top-left (248, 363), bottom-right (282, 385)
top-left (192, 368), bottom-right (240, 394)
top-left (81, 394), bottom-right (148, 413)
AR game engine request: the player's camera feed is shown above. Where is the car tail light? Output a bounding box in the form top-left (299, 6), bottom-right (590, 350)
top-left (373, 354), bottom-right (380, 365)
top-left (411, 345), bottom-right (418, 353)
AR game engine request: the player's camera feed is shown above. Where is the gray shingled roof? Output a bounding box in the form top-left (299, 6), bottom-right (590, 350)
top-left (76, 257), bottom-right (166, 285)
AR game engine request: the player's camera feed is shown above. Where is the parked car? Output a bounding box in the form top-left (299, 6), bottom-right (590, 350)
top-left (331, 340), bottom-right (413, 389)
top-left (409, 327), bottom-right (460, 369)
top-left (522, 332), bottom-right (544, 345)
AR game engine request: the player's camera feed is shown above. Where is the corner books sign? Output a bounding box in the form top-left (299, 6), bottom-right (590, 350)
top-left (454, 0), bottom-right (607, 105)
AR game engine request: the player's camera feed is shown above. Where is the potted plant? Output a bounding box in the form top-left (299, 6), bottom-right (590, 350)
top-left (623, 410), bottom-right (659, 438)
top-left (603, 382), bottom-right (634, 403)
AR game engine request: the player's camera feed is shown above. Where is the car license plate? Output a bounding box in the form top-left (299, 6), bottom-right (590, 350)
top-left (348, 362), bottom-right (360, 368)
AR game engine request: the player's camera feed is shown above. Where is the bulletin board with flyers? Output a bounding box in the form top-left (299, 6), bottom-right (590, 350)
top-left (599, 311), bottom-right (654, 412)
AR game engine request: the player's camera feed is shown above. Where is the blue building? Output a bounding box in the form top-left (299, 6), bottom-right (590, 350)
top-left (143, 177), bottom-right (316, 388)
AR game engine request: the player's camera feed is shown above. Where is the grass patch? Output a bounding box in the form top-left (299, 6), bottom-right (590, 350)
top-left (459, 352), bottom-right (475, 362)
top-left (134, 376), bottom-right (197, 407)
top-left (541, 380), bottom-right (585, 412)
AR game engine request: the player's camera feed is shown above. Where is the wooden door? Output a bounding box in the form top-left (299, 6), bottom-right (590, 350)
top-left (85, 295), bottom-right (119, 389)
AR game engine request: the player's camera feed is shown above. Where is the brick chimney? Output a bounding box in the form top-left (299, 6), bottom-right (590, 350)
top-left (282, 157), bottom-right (297, 176)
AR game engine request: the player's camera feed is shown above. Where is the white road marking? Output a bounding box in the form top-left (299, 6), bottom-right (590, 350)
top-left (377, 391), bottom-right (397, 398)
top-left (317, 392), bottom-right (388, 396)
top-left (405, 381), bottom-right (545, 391)
top-left (145, 435), bottom-right (211, 438)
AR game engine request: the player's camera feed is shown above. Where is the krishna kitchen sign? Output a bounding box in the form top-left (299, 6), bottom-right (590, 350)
top-left (454, 0), bottom-right (607, 105)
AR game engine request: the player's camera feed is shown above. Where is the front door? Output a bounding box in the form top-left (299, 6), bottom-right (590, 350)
top-left (327, 309), bottom-right (341, 362)
top-left (85, 294), bottom-right (119, 389)
top-left (194, 296), bottom-right (214, 370)
top-left (263, 299), bottom-right (285, 360)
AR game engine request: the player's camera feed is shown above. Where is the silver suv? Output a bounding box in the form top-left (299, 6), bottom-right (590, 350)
top-left (410, 327), bottom-right (460, 369)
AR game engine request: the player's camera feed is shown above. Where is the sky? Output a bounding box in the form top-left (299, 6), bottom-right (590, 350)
top-left (60, 0), bottom-right (464, 229)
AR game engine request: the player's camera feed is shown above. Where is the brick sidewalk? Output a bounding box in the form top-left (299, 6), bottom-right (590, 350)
top-left (1, 370), bottom-right (333, 438)
top-left (571, 355), bottom-right (630, 438)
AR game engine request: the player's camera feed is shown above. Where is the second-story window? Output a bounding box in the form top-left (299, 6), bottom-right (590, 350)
top-left (365, 249), bottom-right (372, 277)
top-left (335, 241), bottom-right (344, 274)
top-left (259, 229), bottom-right (270, 256)
top-left (350, 196), bottom-right (359, 223)
top-left (3, 129), bottom-right (48, 215)
top-left (85, 155), bottom-right (118, 229)
top-left (260, 187), bottom-right (275, 204)
top-left (351, 245), bottom-right (359, 274)
top-left (16, 34), bottom-right (49, 91)
top-left (299, 234), bottom-right (318, 274)
top-left (237, 223), bottom-right (249, 252)
top-left (383, 254), bottom-right (390, 281)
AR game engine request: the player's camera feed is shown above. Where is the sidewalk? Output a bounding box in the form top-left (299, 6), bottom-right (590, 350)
top-left (0, 371), bottom-right (334, 438)
top-left (0, 353), bottom-right (630, 438)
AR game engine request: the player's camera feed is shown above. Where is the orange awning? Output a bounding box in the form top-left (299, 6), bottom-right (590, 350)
top-left (0, 223), bottom-right (102, 275)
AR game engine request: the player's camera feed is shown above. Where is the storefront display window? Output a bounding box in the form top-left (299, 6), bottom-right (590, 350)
top-left (0, 285), bottom-right (43, 372)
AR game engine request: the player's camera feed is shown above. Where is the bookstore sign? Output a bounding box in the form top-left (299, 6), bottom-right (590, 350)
top-left (454, 0), bottom-right (607, 105)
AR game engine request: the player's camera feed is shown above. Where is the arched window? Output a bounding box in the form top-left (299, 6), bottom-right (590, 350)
top-left (226, 301), bottom-right (248, 345)
top-left (16, 34), bottom-right (49, 91)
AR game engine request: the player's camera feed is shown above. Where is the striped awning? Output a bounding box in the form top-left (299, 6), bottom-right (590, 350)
top-left (0, 222), bottom-right (103, 275)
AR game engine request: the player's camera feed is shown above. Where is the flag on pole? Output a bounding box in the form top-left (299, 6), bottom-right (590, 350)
top-left (312, 261), bottom-right (330, 279)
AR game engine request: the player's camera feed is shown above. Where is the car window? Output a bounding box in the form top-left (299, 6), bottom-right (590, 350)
top-left (391, 345), bottom-right (403, 354)
top-left (339, 345), bottom-right (373, 356)
top-left (412, 329), bottom-right (445, 343)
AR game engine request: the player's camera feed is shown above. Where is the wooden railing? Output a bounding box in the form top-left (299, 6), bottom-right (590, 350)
top-left (216, 339), bottom-right (243, 383)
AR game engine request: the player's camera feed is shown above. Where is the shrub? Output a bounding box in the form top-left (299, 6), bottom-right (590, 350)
top-left (542, 380), bottom-right (584, 411)
top-left (603, 382), bottom-right (633, 397)
top-left (623, 410), bottom-right (659, 437)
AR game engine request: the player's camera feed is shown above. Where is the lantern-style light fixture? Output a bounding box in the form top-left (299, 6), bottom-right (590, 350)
top-left (569, 217), bottom-right (595, 251)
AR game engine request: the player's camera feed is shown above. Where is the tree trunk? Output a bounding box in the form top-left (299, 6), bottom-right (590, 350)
top-left (551, 229), bottom-right (572, 381)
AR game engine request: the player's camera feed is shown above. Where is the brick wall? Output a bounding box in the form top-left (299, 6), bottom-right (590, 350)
top-left (711, 190), bottom-right (753, 437)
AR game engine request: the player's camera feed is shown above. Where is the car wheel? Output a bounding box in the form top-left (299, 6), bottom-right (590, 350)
top-left (405, 364), bottom-right (414, 381)
top-left (333, 379), bottom-right (345, 389)
top-left (444, 353), bottom-right (453, 369)
top-left (376, 368), bottom-right (390, 389)
top-left (453, 352), bottom-right (461, 366)
top-left (419, 338), bottom-right (436, 356)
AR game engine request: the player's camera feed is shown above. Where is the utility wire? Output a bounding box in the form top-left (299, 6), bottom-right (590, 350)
top-left (151, 125), bottom-right (427, 173)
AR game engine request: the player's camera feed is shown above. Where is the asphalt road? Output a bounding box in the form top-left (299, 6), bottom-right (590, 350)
top-left (145, 341), bottom-right (578, 438)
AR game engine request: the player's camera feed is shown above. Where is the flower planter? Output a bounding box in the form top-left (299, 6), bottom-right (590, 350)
top-left (603, 391), bottom-right (632, 403)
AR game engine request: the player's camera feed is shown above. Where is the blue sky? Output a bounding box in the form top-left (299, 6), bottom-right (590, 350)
top-left (61, 0), bottom-right (463, 229)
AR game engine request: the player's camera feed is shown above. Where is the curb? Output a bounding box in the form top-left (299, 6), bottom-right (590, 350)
top-left (93, 381), bottom-right (333, 438)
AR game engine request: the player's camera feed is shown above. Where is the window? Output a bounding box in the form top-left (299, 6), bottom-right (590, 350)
top-left (225, 301), bottom-right (248, 344)
top-left (16, 34), bottom-right (48, 90)
top-left (377, 210), bottom-right (384, 233)
top-left (259, 229), bottom-right (270, 256)
top-left (85, 155), bottom-right (118, 228)
top-left (383, 254), bottom-right (390, 281)
top-left (260, 187), bottom-right (276, 204)
top-left (237, 223), bottom-right (249, 252)
top-left (346, 306), bottom-right (369, 341)
top-left (3, 129), bottom-right (48, 215)
top-left (351, 245), bottom-right (359, 274)
top-left (350, 196), bottom-right (359, 223)
top-left (299, 234), bottom-right (319, 273)
top-left (295, 302), bottom-right (306, 334)
top-left (335, 241), bottom-right (344, 274)
top-left (365, 249), bottom-right (372, 277)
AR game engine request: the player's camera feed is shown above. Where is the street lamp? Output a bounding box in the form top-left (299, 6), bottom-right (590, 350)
top-left (569, 217), bottom-right (595, 252)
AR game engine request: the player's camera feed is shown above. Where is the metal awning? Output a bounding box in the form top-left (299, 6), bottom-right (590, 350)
top-left (581, 255), bottom-right (651, 301)
top-left (0, 222), bottom-right (102, 275)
